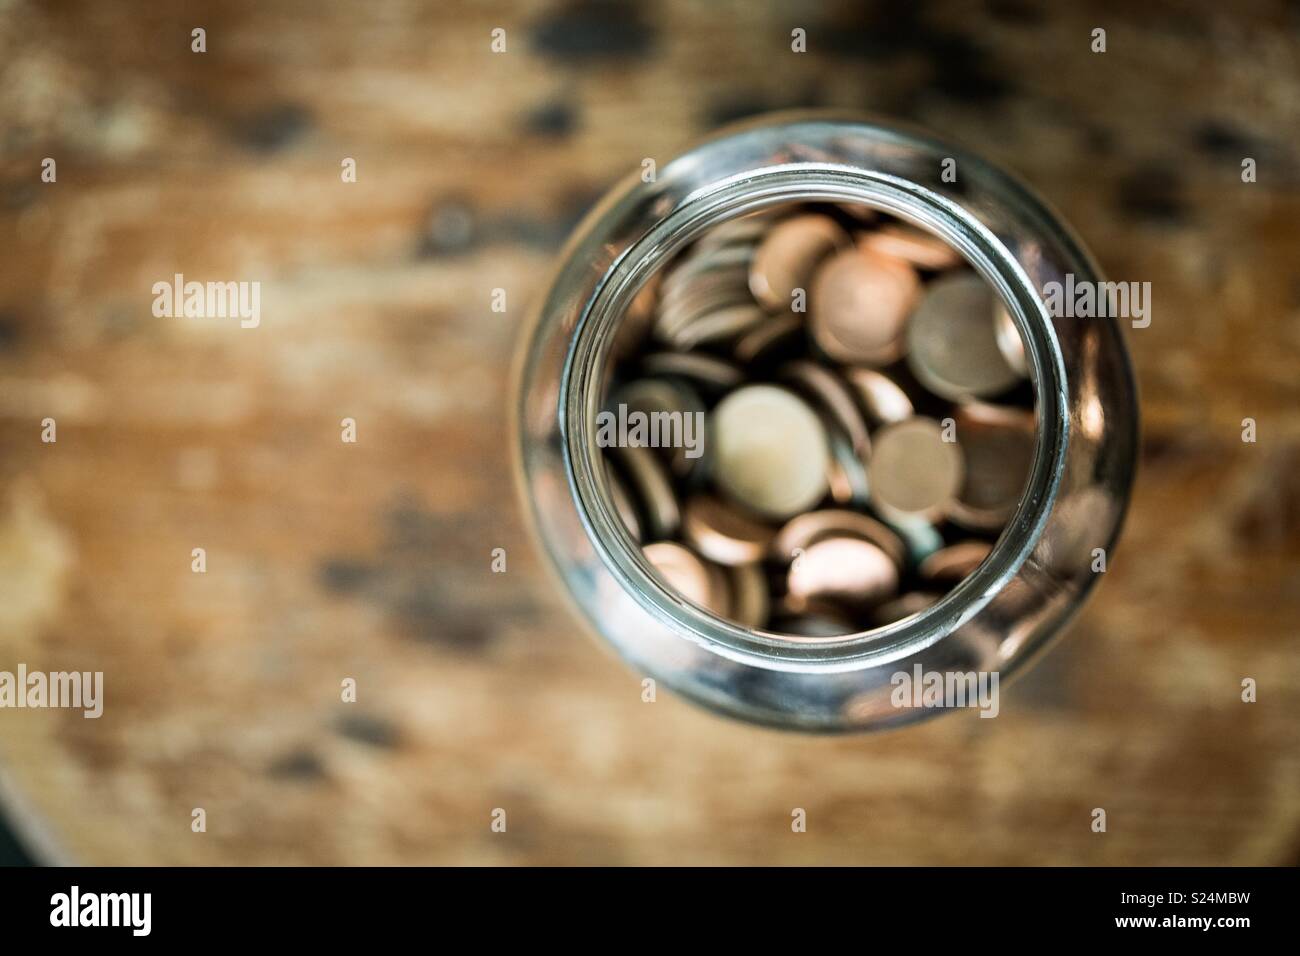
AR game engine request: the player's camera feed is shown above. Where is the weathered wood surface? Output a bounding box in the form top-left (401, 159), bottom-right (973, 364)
top-left (0, 0), bottom-right (1297, 864)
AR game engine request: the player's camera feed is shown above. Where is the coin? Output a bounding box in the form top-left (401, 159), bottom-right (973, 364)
top-left (639, 351), bottom-right (745, 395)
top-left (660, 252), bottom-right (754, 304)
top-left (732, 313), bottom-right (804, 366)
top-left (918, 540), bottom-right (992, 586)
top-left (710, 385), bottom-right (830, 520)
top-left (786, 536), bottom-right (899, 608)
top-left (656, 239), bottom-right (756, 343)
top-left (611, 443), bottom-right (681, 541)
top-left (749, 214), bottom-right (849, 311)
top-left (671, 303), bottom-right (768, 350)
top-left (643, 541), bottom-right (731, 617)
top-left (868, 417), bottom-right (964, 520)
top-left (839, 202), bottom-right (879, 226)
top-left (770, 508), bottom-right (907, 569)
top-left (694, 211), bottom-right (773, 251)
top-left (810, 247), bottom-right (919, 365)
top-left (948, 402), bottom-right (1037, 532)
top-left (842, 367), bottom-right (914, 426)
top-left (610, 377), bottom-right (707, 479)
top-left (682, 493), bottom-right (775, 566)
top-left (861, 222), bottom-right (963, 271)
top-left (661, 243), bottom-right (753, 298)
top-left (777, 359), bottom-right (871, 457)
top-left (906, 273), bottom-right (1024, 400)
top-left (658, 282), bottom-right (753, 345)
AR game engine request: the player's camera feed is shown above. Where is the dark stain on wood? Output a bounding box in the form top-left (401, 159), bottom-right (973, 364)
top-left (1115, 162), bottom-right (1191, 225)
top-left (0, 312), bottom-right (20, 351)
top-left (817, 4), bottom-right (1013, 103)
top-left (523, 99), bottom-right (578, 137)
top-left (418, 199), bottom-right (481, 258)
top-left (267, 750), bottom-right (328, 782)
top-left (233, 103), bottom-right (314, 153)
top-left (335, 714), bottom-right (402, 750)
top-left (530, 1), bottom-right (657, 63)
top-left (1192, 119), bottom-right (1268, 160)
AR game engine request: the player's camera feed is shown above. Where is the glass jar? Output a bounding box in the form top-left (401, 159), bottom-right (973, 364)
top-left (512, 112), bottom-right (1138, 732)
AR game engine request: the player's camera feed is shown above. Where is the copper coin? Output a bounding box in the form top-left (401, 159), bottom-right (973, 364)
top-left (611, 443), bottom-right (680, 541)
top-left (777, 359), bottom-right (871, 457)
top-left (786, 535), bottom-right (900, 608)
top-left (868, 417), bottom-right (964, 520)
top-left (839, 202), bottom-right (879, 225)
top-left (641, 351), bottom-right (745, 393)
top-left (949, 402), bottom-right (1037, 532)
top-left (660, 253), bottom-right (751, 303)
top-left (661, 243), bottom-right (753, 298)
top-left (906, 273), bottom-right (1024, 401)
top-left (682, 493), bottom-right (775, 567)
top-left (733, 313), bottom-right (803, 366)
top-left (860, 223), bottom-right (963, 271)
top-left (749, 214), bottom-right (849, 312)
top-left (917, 540), bottom-right (993, 586)
top-left (810, 247), bottom-right (920, 366)
top-left (659, 273), bottom-right (751, 326)
top-left (657, 271), bottom-right (754, 341)
top-left (671, 303), bottom-right (769, 350)
top-left (610, 377), bottom-right (707, 479)
top-left (770, 509), bottom-right (907, 569)
top-left (642, 541), bottom-right (732, 618)
top-left (842, 367), bottom-right (914, 426)
top-left (710, 385), bottom-right (830, 520)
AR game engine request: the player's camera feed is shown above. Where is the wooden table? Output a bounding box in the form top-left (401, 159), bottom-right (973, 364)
top-left (0, 0), bottom-right (1297, 865)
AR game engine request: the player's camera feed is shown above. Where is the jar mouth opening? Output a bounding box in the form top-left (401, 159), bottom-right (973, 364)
top-left (562, 165), bottom-right (1069, 668)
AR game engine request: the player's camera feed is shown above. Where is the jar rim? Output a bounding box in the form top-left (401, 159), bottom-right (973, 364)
top-left (562, 163), bottom-right (1071, 671)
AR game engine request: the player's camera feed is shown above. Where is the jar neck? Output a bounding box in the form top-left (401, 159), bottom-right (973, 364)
top-left (562, 165), bottom-right (1070, 670)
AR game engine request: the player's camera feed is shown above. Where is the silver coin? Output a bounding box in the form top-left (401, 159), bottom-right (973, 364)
top-left (710, 385), bottom-right (830, 520)
top-left (948, 402), bottom-right (1037, 532)
top-left (868, 417), bottom-right (964, 521)
top-left (906, 273), bottom-right (1024, 401)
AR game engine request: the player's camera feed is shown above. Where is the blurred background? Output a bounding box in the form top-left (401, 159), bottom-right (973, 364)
top-left (0, 0), bottom-right (1297, 865)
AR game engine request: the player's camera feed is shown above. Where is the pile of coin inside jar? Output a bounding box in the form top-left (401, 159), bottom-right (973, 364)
top-left (599, 202), bottom-right (1038, 637)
